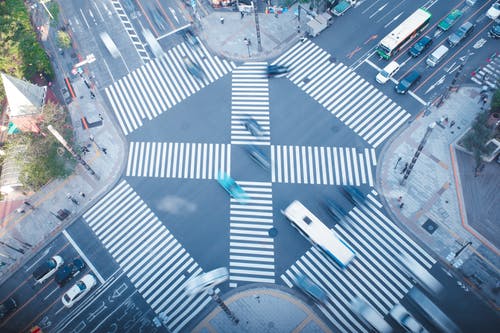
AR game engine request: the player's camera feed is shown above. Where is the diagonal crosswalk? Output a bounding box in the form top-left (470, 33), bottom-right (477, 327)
top-left (273, 40), bottom-right (411, 148)
top-left (82, 180), bottom-right (213, 333)
top-left (126, 141), bottom-right (231, 178)
top-left (471, 54), bottom-right (500, 89)
top-left (229, 181), bottom-right (275, 287)
top-left (105, 42), bottom-right (236, 135)
top-left (231, 62), bottom-right (271, 145)
top-left (281, 191), bottom-right (436, 332)
top-left (271, 146), bottom-right (376, 186)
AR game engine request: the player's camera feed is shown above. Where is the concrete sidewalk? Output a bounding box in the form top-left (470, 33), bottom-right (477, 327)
top-left (377, 86), bottom-right (500, 307)
top-left (192, 286), bottom-right (332, 333)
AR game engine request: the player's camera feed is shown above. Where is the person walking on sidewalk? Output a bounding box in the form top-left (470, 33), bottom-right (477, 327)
top-left (220, 17), bottom-right (224, 24)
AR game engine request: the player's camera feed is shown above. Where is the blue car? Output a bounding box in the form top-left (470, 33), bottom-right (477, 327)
top-left (324, 198), bottom-right (348, 222)
top-left (342, 186), bottom-right (365, 206)
top-left (294, 274), bottom-right (328, 303)
top-left (217, 172), bottom-right (248, 203)
top-left (245, 145), bottom-right (270, 169)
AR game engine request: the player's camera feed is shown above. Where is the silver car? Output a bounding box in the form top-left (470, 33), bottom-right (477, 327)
top-left (390, 304), bottom-right (427, 333)
top-left (184, 267), bottom-right (229, 296)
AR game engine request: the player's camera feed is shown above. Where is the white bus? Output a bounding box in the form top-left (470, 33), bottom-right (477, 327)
top-left (282, 200), bottom-right (356, 268)
top-left (377, 8), bottom-right (432, 59)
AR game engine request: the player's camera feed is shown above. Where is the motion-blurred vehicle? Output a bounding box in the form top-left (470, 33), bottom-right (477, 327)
top-left (55, 258), bottom-right (85, 286)
top-left (293, 274), bottom-right (328, 303)
top-left (243, 117), bottom-right (265, 137)
top-left (183, 29), bottom-right (199, 47)
top-left (245, 145), bottom-right (271, 169)
top-left (350, 297), bottom-right (393, 333)
top-left (486, 1), bottom-right (500, 20)
top-left (395, 70), bottom-right (420, 94)
top-left (0, 297), bottom-right (16, 322)
top-left (183, 57), bottom-right (204, 81)
top-left (62, 274), bottom-right (96, 308)
top-left (447, 21), bottom-right (474, 47)
top-left (324, 198), bottom-right (348, 222)
top-left (184, 267), bottom-right (229, 296)
top-left (267, 65), bottom-right (289, 77)
top-left (489, 23), bottom-right (500, 38)
top-left (217, 172), bottom-right (249, 202)
top-left (437, 9), bottom-right (462, 31)
top-left (341, 186), bottom-right (365, 206)
top-left (390, 304), bottom-right (427, 333)
top-left (33, 255), bottom-right (64, 284)
top-left (409, 36), bottom-right (433, 57)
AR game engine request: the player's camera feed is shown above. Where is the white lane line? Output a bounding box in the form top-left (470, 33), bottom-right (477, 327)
top-left (63, 230), bottom-right (105, 284)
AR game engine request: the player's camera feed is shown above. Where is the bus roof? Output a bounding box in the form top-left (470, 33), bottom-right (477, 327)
top-left (283, 201), bottom-right (356, 267)
top-left (380, 8), bottom-right (432, 50)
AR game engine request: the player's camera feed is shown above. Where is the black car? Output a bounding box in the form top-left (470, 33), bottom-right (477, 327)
top-left (341, 186), bottom-right (365, 206)
top-left (395, 70), bottom-right (420, 94)
top-left (55, 258), bottom-right (85, 286)
top-left (409, 36), bottom-right (432, 57)
top-left (489, 23), bottom-right (500, 39)
top-left (324, 198), bottom-right (348, 222)
top-left (267, 65), bottom-right (289, 77)
top-left (245, 145), bottom-right (270, 169)
top-left (0, 297), bottom-right (16, 322)
top-left (183, 30), bottom-right (199, 47)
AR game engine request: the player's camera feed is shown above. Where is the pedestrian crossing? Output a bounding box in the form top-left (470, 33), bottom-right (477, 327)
top-left (229, 181), bottom-right (275, 287)
top-left (281, 190), bottom-right (437, 332)
top-left (104, 43), bottom-right (236, 135)
top-left (231, 62), bottom-right (271, 145)
top-left (126, 141), bottom-right (231, 178)
top-left (82, 180), bottom-right (213, 333)
top-left (110, 0), bottom-right (150, 63)
top-left (271, 146), bottom-right (376, 186)
top-left (273, 40), bottom-right (411, 148)
top-left (471, 54), bottom-right (500, 89)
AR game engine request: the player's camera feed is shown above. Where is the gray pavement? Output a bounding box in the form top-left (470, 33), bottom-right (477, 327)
top-left (192, 286), bottom-right (332, 333)
top-left (377, 86), bottom-right (500, 308)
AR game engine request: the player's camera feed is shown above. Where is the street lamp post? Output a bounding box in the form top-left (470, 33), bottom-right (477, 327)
top-left (250, 1), bottom-right (263, 52)
top-left (400, 122), bottom-right (436, 186)
top-left (244, 38), bottom-right (251, 57)
top-left (206, 288), bottom-right (240, 324)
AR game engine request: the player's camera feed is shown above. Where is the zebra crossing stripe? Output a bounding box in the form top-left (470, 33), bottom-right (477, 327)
top-left (273, 40), bottom-right (411, 148)
top-left (82, 180), bottom-right (209, 333)
top-left (126, 142), bottom-right (231, 179)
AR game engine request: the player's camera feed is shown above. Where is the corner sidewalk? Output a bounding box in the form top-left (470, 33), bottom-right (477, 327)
top-left (377, 86), bottom-right (500, 307)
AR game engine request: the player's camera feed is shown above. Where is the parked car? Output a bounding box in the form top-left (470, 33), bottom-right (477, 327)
top-left (294, 274), bottom-right (328, 303)
top-left (245, 145), bottom-right (270, 169)
top-left (33, 255), bottom-right (64, 284)
top-left (438, 9), bottom-right (462, 31)
top-left (448, 22), bottom-right (474, 47)
top-left (184, 267), bottom-right (229, 296)
top-left (409, 36), bottom-right (433, 57)
top-left (390, 304), bottom-right (427, 333)
top-left (486, 1), bottom-right (500, 20)
top-left (489, 23), bottom-right (500, 38)
top-left (267, 64), bottom-right (289, 77)
top-left (395, 71), bottom-right (420, 94)
top-left (243, 116), bottom-right (265, 137)
top-left (55, 258), bottom-right (86, 286)
top-left (62, 274), bottom-right (96, 308)
top-left (0, 297), bottom-right (17, 322)
top-left (217, 171), bottom-right (249, 202)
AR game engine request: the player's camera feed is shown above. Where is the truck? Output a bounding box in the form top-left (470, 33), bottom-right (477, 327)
top-left (332, 0), bottom-right (356, 16)
top-left (305, 12), bottom-right (332, 37)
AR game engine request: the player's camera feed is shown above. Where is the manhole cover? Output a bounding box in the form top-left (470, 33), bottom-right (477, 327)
top-left (268, 227), bottom-right (278, 238)
top-left (422, 219), bottom-right (438, 234)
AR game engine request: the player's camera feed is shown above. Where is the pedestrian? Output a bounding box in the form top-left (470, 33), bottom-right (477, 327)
top-left (400, 162), bottom-right (408, 174)
top-left (89, 135), bottom-right (94, 142)
top-left (397, 196), bottom-right (403, 202)
top-left (450, 120), bottom-right (455, 128)
top-left (79, 191), bottom-right (86, 198)
top-left (220, 16), bottom-right (224, 24)
top-left (16, 208), bottom-right (25, 214)
top-left (102, 148), bottom-right (107, 155)
top-left (98, 113), bottom-right (103, 120)
top-left (399, 202), bottom-right (405, 209)
top-left (241, 11), bottom-right (244, 19)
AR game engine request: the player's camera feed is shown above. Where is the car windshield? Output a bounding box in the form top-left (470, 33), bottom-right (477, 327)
top-left (77, 281), bottom-right (87, 291)
top-left (380, 70), bottom-right (389, 78)
top-left (414, 43), bottom-right (424, 51)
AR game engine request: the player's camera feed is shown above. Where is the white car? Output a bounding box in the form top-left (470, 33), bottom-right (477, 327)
top-left (184, 267), bottom-right (229, 296)
top-left (62, 274), bottom-right (96, 308)
top-left (487, 2), bottom-right (500, 20)
top-left (390, 304), bottom-right (427, 333)
top-left (33, 255), bottom-right (64, 284)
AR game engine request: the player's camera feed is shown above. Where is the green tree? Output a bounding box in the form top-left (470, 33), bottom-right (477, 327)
top-left (57, 30), bottom-right (71, 49)
top-left (490, 88), bottom-right (500, 114)
top-left (461, 111), bottom-right (493, 167)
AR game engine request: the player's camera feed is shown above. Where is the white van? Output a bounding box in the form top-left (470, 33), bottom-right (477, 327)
top-left (376, 61), bottom-right (400, 84)
top-left (426, 45), bottom-right (449, 67)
